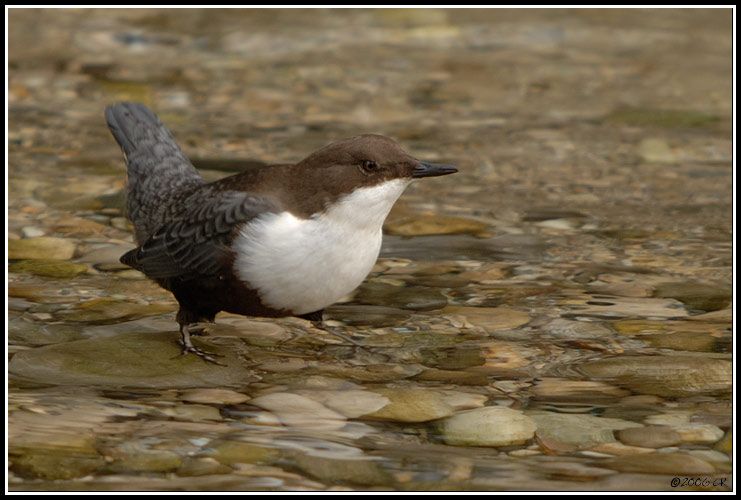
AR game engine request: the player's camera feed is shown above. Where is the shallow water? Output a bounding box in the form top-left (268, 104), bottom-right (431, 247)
top-left (7, 8), bottom-right (733, 492)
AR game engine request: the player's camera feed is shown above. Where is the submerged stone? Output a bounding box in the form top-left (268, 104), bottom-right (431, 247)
top-left (8, 331), bottom-right (252, 388)
top-left (438, 406), bottom-right (536, 447)
top-left (577, 355), bottom-right (732, 397)
top-left (8, 237), bottom-right (77, 260)
top-left (384, 215), bottom-right (489, 237)
top-left (9, 259), bottom-right (88, 278)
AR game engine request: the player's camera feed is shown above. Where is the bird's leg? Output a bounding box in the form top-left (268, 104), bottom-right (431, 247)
top-left (298, 310), bottom-right (364, 347)
top-left (177, 322), bottom-right (226, 366)
top-left (187, 321), bottom-right (215, 336)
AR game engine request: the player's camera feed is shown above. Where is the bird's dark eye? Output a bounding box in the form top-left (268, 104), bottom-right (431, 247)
top-left (361, 160), bottom-right (379, 173)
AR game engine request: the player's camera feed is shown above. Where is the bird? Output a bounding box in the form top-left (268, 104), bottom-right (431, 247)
top-left (105, 102), bottom-right (458, 363)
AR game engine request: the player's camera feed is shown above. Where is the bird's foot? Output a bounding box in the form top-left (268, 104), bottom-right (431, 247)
top-left (176, 341), bottom-right (226, 366)
top-left (177, 323), bottom-right (226, 366)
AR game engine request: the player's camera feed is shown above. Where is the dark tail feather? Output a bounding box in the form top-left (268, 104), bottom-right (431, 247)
top-left (105, 102), bottom-right (204, 242)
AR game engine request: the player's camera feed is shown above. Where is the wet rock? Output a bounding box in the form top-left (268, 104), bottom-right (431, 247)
top-left (686, 449), bottom-right (731, 465)
top-left (605, 452), bottom-right (715, 475)
top-left (531, 379), bottom-right (630, 402)
top-left (292, 453), bottom-right (392, 486)
top-left (180, 388), bottom-right (250, 405)
top-left (528, 411), bottom-right (642, 450)
top-left (644, 412), bottom-right (692, 426)
top-left (177, 457), bottom-right (233, 476)
top-left (249, 392), bottom-right (347, 430)
top-left (8, 331), bottom-right (252, 388)
top-left (365, 387), bottom-right (457, 422)
top-left (10, 446), bottom-right (105, 480)
top-left (206, 438), bottom-right (280, 465)
top-left (8, 237), bottom-right (77, 260)
top-left (52, 298), bottom-right (174, 324)
top-left (324, 304), bottom-right (413, 327)
top-left (384, 215), bottom-right (489, 237)
top-left (354, 281), bottom-right (447, 311)
top-left (561, 292), bottom-right (688, 319)
top-left (616, 426), bottom-right (681, 448)
top-left (78, 243), bottom-right (136, 270)
top-left (714, 430), bottom-right (732, 454)
top-left (589, 442), bottom-right (655, 456)
top-left (604, 107), bottom-right (720, 128)
top-left (637, 137), bottom-right (675, 163)
top-left (9, 259), bottom-right (88, 278)
top-left (653, 282), bottom-right (732, 312)
top-left (160, 403), bottom-right (222, 421)
top-left (289, 389), bottom-right (390, 419)
top-left (577, 355), bottom-right (732, 397)
top-left (21, 226), bottom-right (45, 238)
top-left (673, 423), bottom-right (724, 444)
top-left (541, 318), bottom-right (613, 339)
top-left (441, 306), bottom-right (531, 331)
top-left (105, 446), bottom-right (182, 474)
top-left (438, 406), bottom-right (536, 447)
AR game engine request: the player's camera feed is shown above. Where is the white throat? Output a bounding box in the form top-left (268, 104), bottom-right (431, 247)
top-left (233, 178), bottom-right (410, 314)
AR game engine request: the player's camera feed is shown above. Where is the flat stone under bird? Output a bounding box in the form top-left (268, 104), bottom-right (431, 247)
top-left (105, 102), bottom-right (457, 363)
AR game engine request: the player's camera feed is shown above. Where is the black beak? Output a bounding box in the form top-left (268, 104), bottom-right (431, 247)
top-left (412, 161), bottom-right (458, 178)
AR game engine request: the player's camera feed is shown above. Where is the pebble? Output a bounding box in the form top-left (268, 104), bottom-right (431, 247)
top-left (528, 411), bottom-right (642, 450)
top-left (616, 426), bottom-right (681, 448)
top-left (531, 378), bottom-right (630, 400)
top-left (365, 387), bottom-right (457, 422)
top-left (577, 355), bottom-right (732, 397)
top-left (441, 306), bottom-right (531, 331)
top-left (180, 388), bottom-right (250, 405)
top-left (9, 259), bottom-right (88, 278)
top-left (289, 389), bottom-right (390, 418)
top-left (8, 237), bottom-right (77, 260)
top-left (438, 406), bottom-right (536, 447)
top-left (52, 298), bottom-right (174, 324)
top-left (653, 282), bottom-right (732, 312)
top-left (673, 423), bottom-right (725, 444)
top-left (21, 226), bottom-right (45, 238)
top-left (605, 452), bottom-right (715, 475)
top-left (248, 392), bottom-right (347, 430)
top-left (354, 282), bottom-right (448, 311)
top-left (383, 214), bottom-right (489, 236)
top-left (589, 442), bottom-right (655, 456)
top-left (8, 331), bottom-right (251, 388)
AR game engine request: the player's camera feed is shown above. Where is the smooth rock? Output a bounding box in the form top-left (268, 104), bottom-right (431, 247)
top-left (291, 389), bottom-right (390, 418)
top-left (605, 452), bottom-right (715, 475)
top-left (531, 378), bottom-right (630, 401)
top-left (9, 259), bottom-right (88, 278)
top-left (653, 282), bottom-right (732, 312)
top-left (439, 406), bottom-right (536, 447)
top-left (673, 423), bottom-right (724, 444)
top-left (441, 306), bottom-right (531, 331)
top-left (577, 355), bottom-right (732, 397)
top-left (249, 392), bottom-right (347, 430)
top-left (365, 387), bottom-right (457, 422)
top-left (354, 282), bottom-right (447, 311)
top-left (292, 453), bottom-right (392, 486)
top-left (8, 331), bottom-right (250, 388)
top-left (528, 411), bottom-right (642, 450)
top-left (384, 215), bottom-right (489, 236)
top-left (8, 237), bottom-right (77, 260)
top-left (180, 388), bottom-right (250, 405)
top-left (53, 298), bottom-right (174, 324)
top-left (616, 426), bottom-right (681, 448)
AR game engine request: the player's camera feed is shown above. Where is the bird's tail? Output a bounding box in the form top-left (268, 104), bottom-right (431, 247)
top-left (105, 102), bottom-right (205, 243)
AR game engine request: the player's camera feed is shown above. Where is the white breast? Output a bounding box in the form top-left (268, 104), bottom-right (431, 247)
top-left (233, 178), bottom-right (410, 314)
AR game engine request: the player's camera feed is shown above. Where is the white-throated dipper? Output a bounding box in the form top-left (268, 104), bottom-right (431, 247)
top-left (106, 102), bottom-right (457, 363)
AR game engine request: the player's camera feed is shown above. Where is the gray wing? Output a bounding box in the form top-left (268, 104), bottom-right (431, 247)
top-left (121, 189), bottom-right (276, 280)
